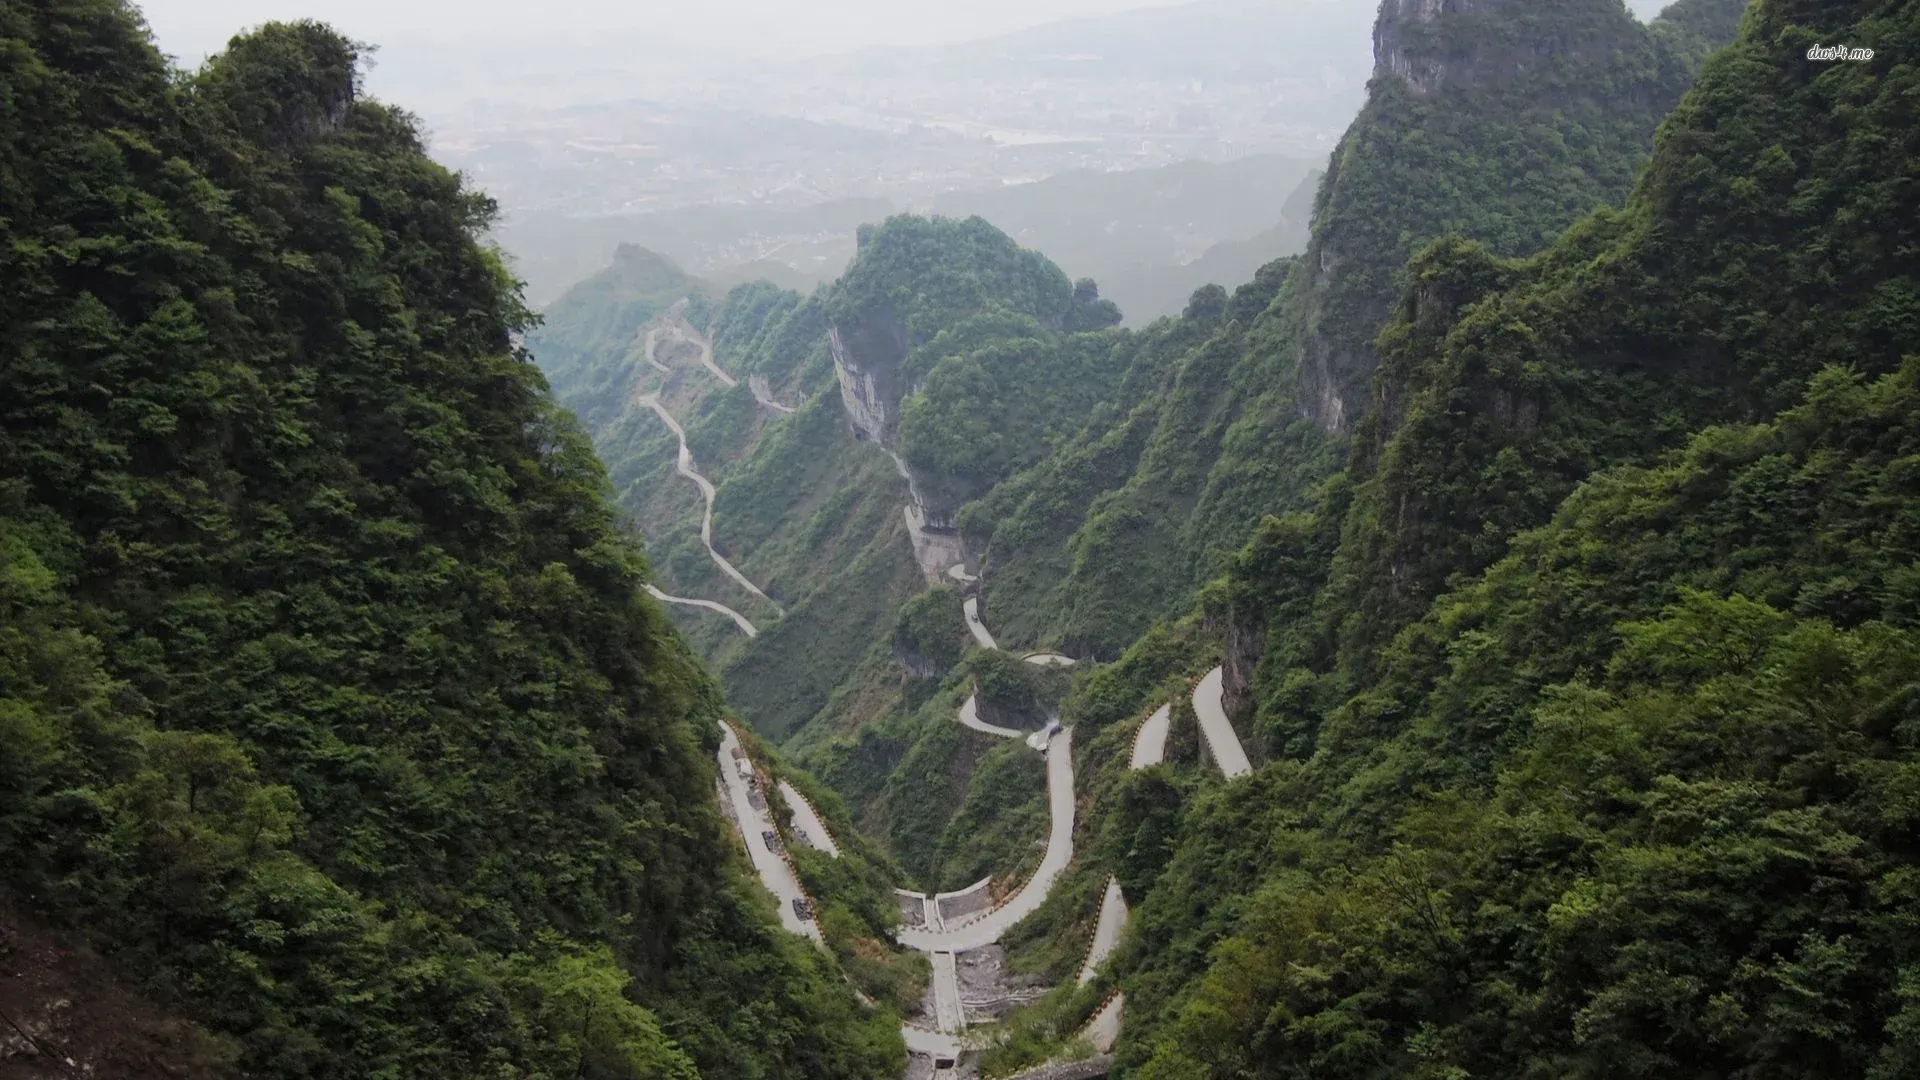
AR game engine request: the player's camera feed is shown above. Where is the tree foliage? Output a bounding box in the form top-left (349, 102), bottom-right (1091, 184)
top-left (0, 6), bottom-right (897, 1076)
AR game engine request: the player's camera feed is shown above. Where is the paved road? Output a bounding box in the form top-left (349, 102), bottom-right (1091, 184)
top-left (1075, 703), bottom-right (1173, 993)
top-left (645, 584), bottom-right (758, 637)
top-left (902, 1026), bottom-right (963, 1060)
top-left (639, 326), bottom-right (672, 373)
top-left (962, 597), bottom-right (998, 650)
top-left (897, 727), bottom-right (1074, 952)
top-left (778, 780), bottom-right (842, 857)
top-left (931, 951), bottom-right (966, 1034)
top-left (1130, 704), bottom-right (1171, 769)
top-left (946, 563), bottom-right (979, 583)
top-left (1024, 652), bottom-right (1077, 667)
top-left (1077, 877), bottom-right (1131, 987)
top-left (958, 693), bottom-right (1025, 739)
top-left (1084, 993), bottom-right (1124, 1053)
top-left (1193, 666), bottom-right (1252, 777)
top-left (654, 308), bottom-right (737, 388)
top-left (716, 723), bottom-right (821, 943)
top-left (634, 393), bottom-right (782, 613)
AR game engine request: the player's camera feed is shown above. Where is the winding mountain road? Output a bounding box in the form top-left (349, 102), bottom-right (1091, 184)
top-left (958, 693), bottom-right (1025, 739)
top-left (660, 309), bottom-right (798, 414)
top-left (1193, 666), bottom-right (1252, 777)
top-left (963, 597), bottom-right (998, 650)
top-left (634, 392), bottom-right (782, 613)
top-left (646, 584), bottom-right (758, 637)
top-left (897, 725), bottom-right (1075, 953)
top-left (639, 326), bottom-right (672, 374)
top-left (711, 502), bottom-right (1252, 1072)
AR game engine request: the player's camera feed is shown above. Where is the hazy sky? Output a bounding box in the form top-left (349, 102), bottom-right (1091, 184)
top-left (135, 0), bottom-right (1176, 62)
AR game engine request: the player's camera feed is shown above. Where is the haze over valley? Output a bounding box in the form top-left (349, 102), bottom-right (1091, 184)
top-left (7, 2), bottom-right (1915, 1079)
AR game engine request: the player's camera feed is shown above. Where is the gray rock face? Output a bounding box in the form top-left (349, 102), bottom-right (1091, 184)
top-left (1293, 0), bottom-right (1652, 436)
top-left (828, 308), bottom-right (910, 443)
top-left (1373, 0), bottom-right (1621, 97)
top-left (829, 304), bottom-right (973, 577)
top-left (1373, 0), bottom-right (1492, 96)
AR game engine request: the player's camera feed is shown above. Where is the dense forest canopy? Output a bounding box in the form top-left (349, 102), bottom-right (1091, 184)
top-left (9, 0), bottom-right (1919, 1076)
top-left (0, 3), bottom-right (898, 1075)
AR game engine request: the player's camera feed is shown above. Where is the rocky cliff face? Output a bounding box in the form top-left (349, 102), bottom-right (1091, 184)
top-left (829, 306), bottom-right (972, 580)
top-left (1289, 0), bottom-right (1714, 436)
top-left (1372, 0), bottom-right (1624, 97)
top-left (829, 309), bottom-right (910, 444)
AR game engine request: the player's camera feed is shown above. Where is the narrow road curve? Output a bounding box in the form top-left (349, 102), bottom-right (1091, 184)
top-left (664, 309), bottom-right (800, 414)
top-left (963, 596), bottom-right (998, 650)
top-left (958, 694), bottom-right (1025, 739)
top-left (716, 723), bottom-right (822, 943)
top-left (646, 584), bottom-right (758, 637)
top-left (638, 326), bottom-right (672, 374)
top-left (1193, 666), bottom-right (1252, 777)
top-left (897, 726), bottom-right (1074, 953)
top-left (659, 311), bottom-right (736, 388)
top-left (778, 780), bottom-right (842, 857)
top-left (1073, 701), bottom-right (1175, 992)
top-left (634, 392), bottom-right (782, 613)
top-left (749, 374), bottom-right (797, 414)
top-left (1130, 704), bottom-right (1172, 770)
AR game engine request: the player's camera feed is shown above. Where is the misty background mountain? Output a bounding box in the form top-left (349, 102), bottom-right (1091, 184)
top-left (135, 0), bottom-right (1679, 324)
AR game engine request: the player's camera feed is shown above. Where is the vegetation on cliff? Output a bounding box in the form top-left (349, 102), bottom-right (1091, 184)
top-left (0, 5), bottom-right (899, 1075)
top-left (1103, 0), bottom-right (1920, 1075)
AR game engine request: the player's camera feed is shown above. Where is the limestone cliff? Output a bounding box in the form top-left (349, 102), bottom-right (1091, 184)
top-left (1290, 0), bottom-right (1743, 435)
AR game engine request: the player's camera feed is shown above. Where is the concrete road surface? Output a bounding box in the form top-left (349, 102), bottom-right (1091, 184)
top-left (778, 780), bottom-right (842, 857)
top-left (958, 693), bottom-right (1024, 739)
top-left (1193, 666), bottom-right (1252, 778)
top-left (1131, 703), bottom-right (1171, 768)
top-left (716, 724), bottom-right (821, 943)
top-left (645, 584), bottom-right (757, 637)
top-left (1078, 877), bottom-right (1131, 986)
top-left (962, 596), bottom-right (998, 650)
top-left (897, 728), bottom-right (1074, 952)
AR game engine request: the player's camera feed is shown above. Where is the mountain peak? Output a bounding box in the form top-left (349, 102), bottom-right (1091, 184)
top-left (1372, 0), bottom-right (1643, 95)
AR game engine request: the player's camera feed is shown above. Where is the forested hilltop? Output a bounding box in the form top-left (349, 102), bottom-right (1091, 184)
top-left (0, 3), bottom-right (900, 1076)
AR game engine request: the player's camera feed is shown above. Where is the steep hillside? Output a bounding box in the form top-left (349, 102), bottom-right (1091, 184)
top-left (1090, 0), bottom-right (1920, 1074)
top-left (525, 0), bottom-right (1750, 899)
top-left (966, 0), bottom-right (1751, 660)
top-left (0, 6), bottom-right (897, 1076)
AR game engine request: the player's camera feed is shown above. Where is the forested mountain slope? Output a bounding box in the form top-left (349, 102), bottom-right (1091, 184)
top-left (527, 0), bottom-right (1750, 896)
top-left (964, 0), bottom-right (1751, 661)
top-left (1096, 0), bottom-right (1920, 1074)
top-left (0, 5), bottom-right (897, 1076)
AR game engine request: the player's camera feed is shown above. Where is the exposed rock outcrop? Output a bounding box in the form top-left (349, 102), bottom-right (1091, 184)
top-left (830, 307), bottom-right (973, 580)
top-left (1289, 0), bottom-right (1731, 436)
